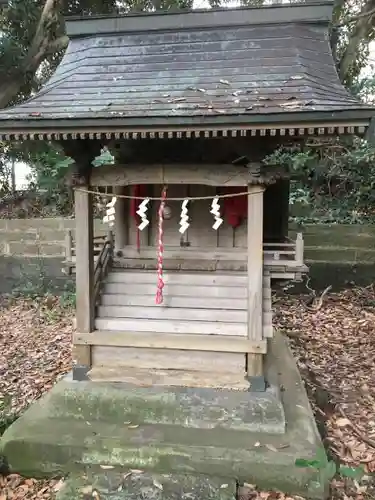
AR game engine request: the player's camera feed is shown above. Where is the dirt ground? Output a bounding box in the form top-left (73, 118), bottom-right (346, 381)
top-left (0, 286), bottom-right (375, 499)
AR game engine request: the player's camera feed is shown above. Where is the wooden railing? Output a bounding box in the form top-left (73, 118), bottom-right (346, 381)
top-left (93, 231), bottom-right (114, 304)
top-left (63, 232), bottom-right (107, 275)
top-left (263, 233), bottom-right (304, 266)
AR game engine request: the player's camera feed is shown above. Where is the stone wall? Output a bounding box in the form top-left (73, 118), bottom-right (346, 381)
top-left (0, 218), bottom-right (105, 295)
top-left (1, 218), bottom-right (375, 293)
top-left (0, 218), bottom-right (107, 258)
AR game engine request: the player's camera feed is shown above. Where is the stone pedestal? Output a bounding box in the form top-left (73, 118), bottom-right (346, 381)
top-left (0, 334), bottom-right (329, 499)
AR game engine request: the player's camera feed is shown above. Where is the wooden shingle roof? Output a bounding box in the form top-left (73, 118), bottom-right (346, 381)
top-left (0, 0), bottom-right (373, 140)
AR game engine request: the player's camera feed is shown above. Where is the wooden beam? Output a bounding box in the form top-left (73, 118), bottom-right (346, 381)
top-left (74, 186), bottom-right (94, 372)
top-left (90, 163), bottom-right (262, 187)
top-left (73, 331), bottom-right (267, 354)
top-left (88, 366), bottom-right (250, 390)
top-left (247, 184), bottom-right (265, 381)
top-left (114, 186), bottom-right (127, 252)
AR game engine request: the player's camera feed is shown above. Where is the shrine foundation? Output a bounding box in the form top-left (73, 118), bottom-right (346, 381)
top-left (0, 333), bottom-right (328, 498)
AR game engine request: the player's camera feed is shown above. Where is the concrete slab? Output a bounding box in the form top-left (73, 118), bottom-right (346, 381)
top-left (0, 333), bottom-right (329, 498)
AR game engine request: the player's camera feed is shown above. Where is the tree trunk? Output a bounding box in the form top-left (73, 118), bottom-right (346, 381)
top-left (339, 0), bottom-right (375, 83)
top-left (0, 0), bottom-right (67, 109)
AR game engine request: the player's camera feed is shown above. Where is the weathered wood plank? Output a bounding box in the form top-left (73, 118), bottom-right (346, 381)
top-left (100, 293), bottom-right (248, 310)
top-left (111, 258), bottom-right (305, 278)
top-left (92, 346), bottom-right (245, 373)
top-left (75, 187), bottom-right (94, 333)
top-left (90, 163), bottom-right (259, 187)
top-left (121, 245), bottom-right (247, 260)
top-left (262, 270), bottom-right (273, 338)
top-left (263, 324), bottom-right (273, 338)
top-left (247, 185), bottom-right (265, 376)
top-left (114, 186), bottom-right (128, 251)
top-left (74, 186), bottom-right (94, 368)
top-left (188, 185), bottom-right (218, 248)
top-left (74, 331), bottom-right (267, 353)
top-left (107, 270), bottom-right (247, 286)
top-left (94, 318), bottom-right (247, 336)
top-left (103, 282), bottom-right (247, 298)
top-left (97, 305), bottom-right (247, 323)
top-left (117, 245), bottom-right (302, 268)
top-left (88, 366), bottom-right (250, 390)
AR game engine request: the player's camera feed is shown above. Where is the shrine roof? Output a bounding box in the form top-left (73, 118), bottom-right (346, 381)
top-left (0, 0), bottom-right (373, 140)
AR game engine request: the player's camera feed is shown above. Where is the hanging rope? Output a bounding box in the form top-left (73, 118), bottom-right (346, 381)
top-left (75, 187), bottom-right (264, 201)
top-left (156, 186), bottom-right (167, 305)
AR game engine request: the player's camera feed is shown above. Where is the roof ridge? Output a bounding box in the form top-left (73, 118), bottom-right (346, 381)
top-left (66, 2), bottom-right (334, 38)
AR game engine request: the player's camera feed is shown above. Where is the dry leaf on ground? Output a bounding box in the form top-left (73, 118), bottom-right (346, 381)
top-left (2, 289), bottom-right (375, 499)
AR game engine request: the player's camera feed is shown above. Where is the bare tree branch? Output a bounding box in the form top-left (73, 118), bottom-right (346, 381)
top-left (0, 0), bottom-right (63, 109)
top-left (335, 4), bottom-right (375, 27)
top-left (338, 0), bottom-right (375, 83)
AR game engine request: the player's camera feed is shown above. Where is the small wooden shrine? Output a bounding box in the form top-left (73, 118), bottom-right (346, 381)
top-left (0, 0), bottom-right (373, 391)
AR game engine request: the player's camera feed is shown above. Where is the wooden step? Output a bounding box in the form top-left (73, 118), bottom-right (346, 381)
top-left (74, 331), bottom-right (267, 354)
top-left (94, 318), bottom-right (247, 336)
top-left (107, 270), bottom-right (247, 287)
top-left (92, 346), bottom-right (245, 373)
top-left (88, 366), bottom-right (249, 390)
top-left (103, 282), bottom-right (247, 298)
top-left (97, 305), bottom-right (247, 323)
top-left (100, 293), bottom-right (247, 310)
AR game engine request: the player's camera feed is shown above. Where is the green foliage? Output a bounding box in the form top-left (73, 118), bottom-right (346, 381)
top-left (264, 137), bottom-right (375, 224)
top-left (12, 253), bottom-right (55, 299)
top-left (295, 448), bottom-right (365, 482)
top-left (92, 147), bottom-right (115, 167)
top-left (339, 465), bottom-right (366, 480)
top-left (10, 141), bottom-right (75, 216)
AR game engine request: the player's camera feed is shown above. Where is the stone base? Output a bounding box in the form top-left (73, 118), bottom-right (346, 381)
top-left (0, 333), bottom-right (329, 498)
top-left (56, 470), bottom-right (237, 500)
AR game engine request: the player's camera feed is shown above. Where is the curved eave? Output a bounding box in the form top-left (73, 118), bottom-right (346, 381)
top-left (0, 109), bottom-right (372, 141)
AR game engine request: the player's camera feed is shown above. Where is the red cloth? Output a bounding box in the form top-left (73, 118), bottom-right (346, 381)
top-left (223, 187), bottom-right (247, 228)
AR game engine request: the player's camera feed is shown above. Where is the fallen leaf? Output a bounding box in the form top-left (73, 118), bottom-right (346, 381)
top-left (243, 483), bottom-right (256, 489)
top-left (153, 480), bottom-right (163, 490)
top-left (336, 418), bottom-right (352, 427)
top-left (81, 485), bottom-right (93, 494)
top-left (265, 444), bottom-right (278, 452)
top-left (53, 478), bottom-right (65, 491)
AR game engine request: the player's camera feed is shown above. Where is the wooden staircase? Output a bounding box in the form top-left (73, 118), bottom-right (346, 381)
top-left (84, 269), bottom-right (273, 389)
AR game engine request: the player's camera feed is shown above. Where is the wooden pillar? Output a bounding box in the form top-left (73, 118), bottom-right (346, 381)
top-left (73, 186), bottom-right (94, 380)
top-left (114, 186), bottom-right (127, 253)
top-left (247, 184), bottom-right (266, 391)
